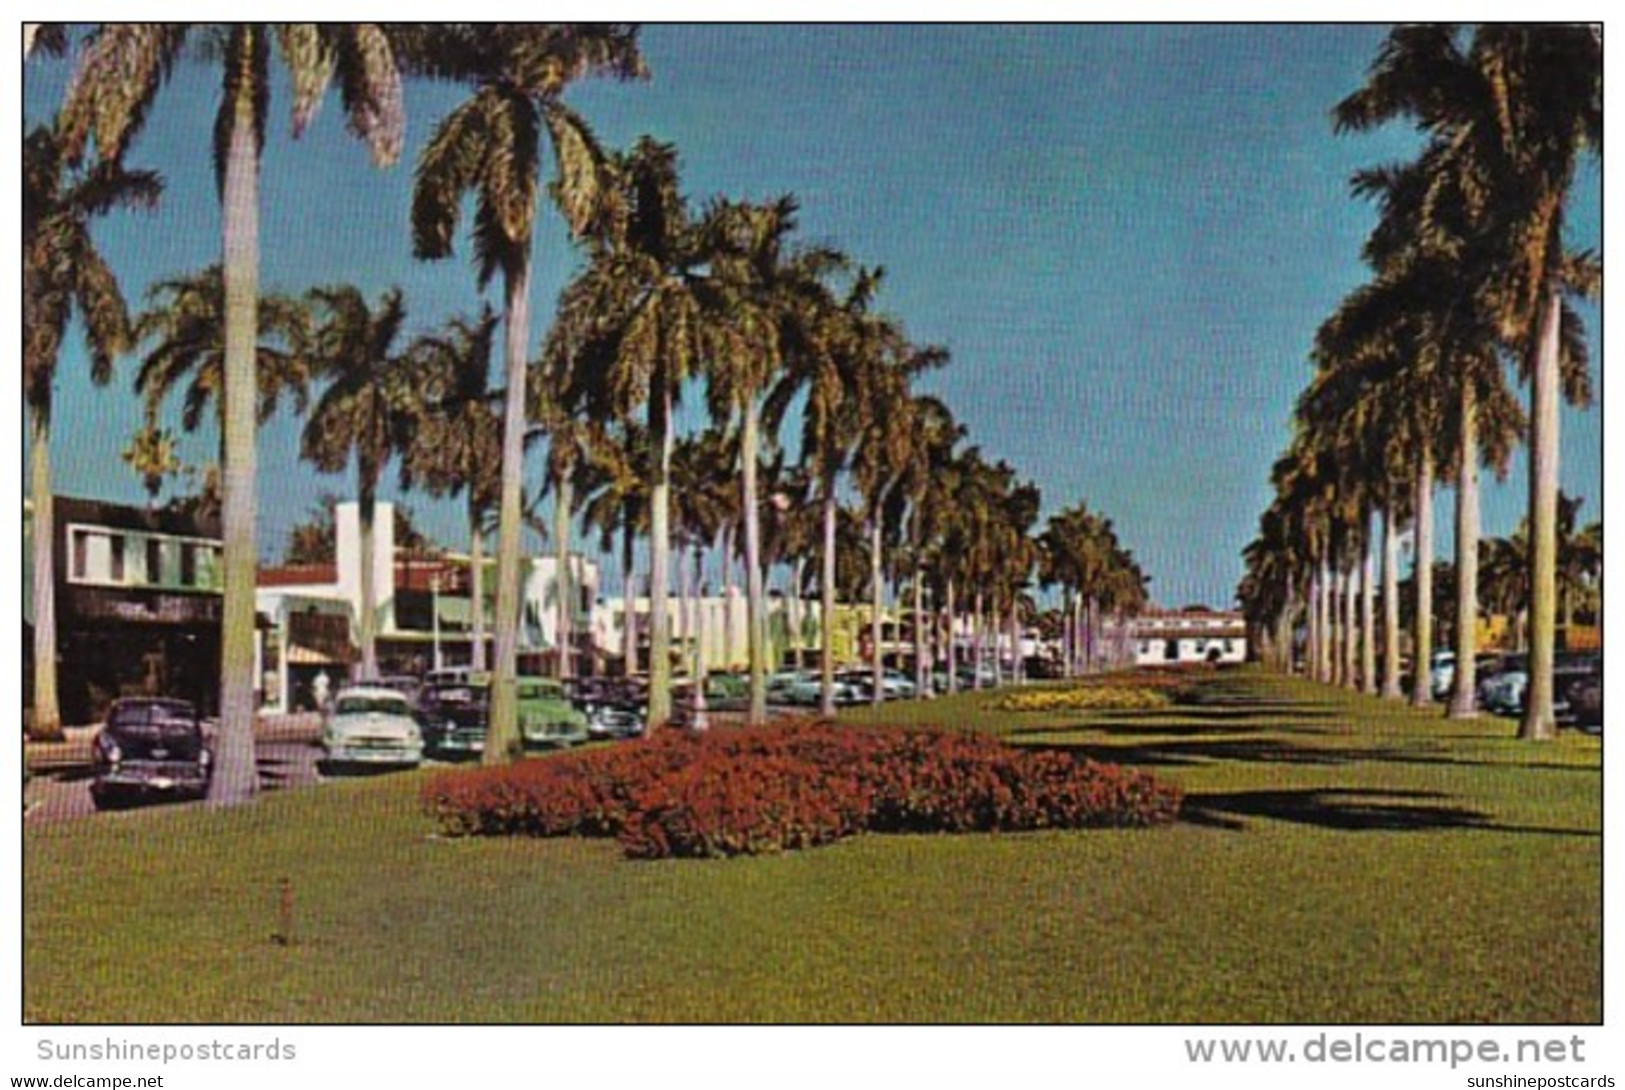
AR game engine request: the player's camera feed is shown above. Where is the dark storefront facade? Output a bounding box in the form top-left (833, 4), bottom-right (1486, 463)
top-left (41, 497), bottom-right (225, 724)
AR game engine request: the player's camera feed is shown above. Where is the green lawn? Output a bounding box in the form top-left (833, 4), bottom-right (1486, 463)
top-left (24, 668), bottom-right (1600, 1023)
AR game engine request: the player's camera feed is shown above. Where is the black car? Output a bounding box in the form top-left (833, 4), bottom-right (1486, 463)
top-left (90, 697), bottom-right (213, 809)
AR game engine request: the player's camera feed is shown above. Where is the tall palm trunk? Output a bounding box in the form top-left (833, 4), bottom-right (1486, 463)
top-left (468, 504), bottom-right (487, 672)
top-left (1412, 453), bottom-right (1435, 707)
top-left (1521, 288), bottom-right (1563, 740)
top-left (357, 475), bottom-right (378, 681)
top-left (1449, 381), bottom-right (1480, 719)
top-left (647, 383), bottom-right (673, 730)
top-left (1007, 598), bottom-right (1021, 684)
top-left (972, 590), bottom-right (986, 690)
top-left (1060, 589), bottom-right (1073, 679)
top-left (30, 406), bottom-right (61, 740)
top-left (212, 44), bottom-right (262, 804)
top-left (1342, 562), bottom-right (1358, 689)
top-left (1381, 502), bottom-right (1403, 699)
top-left (692, 547), bottom-right (709, 731)
top-left (741, 404), bottom-right (767, 725)
top-left (819, 482), bottom-right (837, 718)
top-left (944, 577), bottom-right (958, 695)
top-left (486, 251), bottom-right (532, 766)
top-left (791, 557), bottom-right (806, 671)
top-left (1306, 571), bottom-right (1320, 681)
top-left (721, 525), bottom-right (737, 669)
top-left (621, 525), bottom-right (637, 679)
top-left (1360, 528), bottom-right (1376, 694)
top-left (1316, 558), bottom-right (1332, 683)
top-left (870, 515), bottom-right (883, 706)
top-left (913, 562), bottom-right (927, 698)
top-left (554, 472), bottom-right (573, 681)
top-left (1276, 586), bottom-right (1296, 675)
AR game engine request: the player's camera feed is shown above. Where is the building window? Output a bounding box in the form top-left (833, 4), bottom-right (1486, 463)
top-left (71, 529), bottom-right (89, 581)
top-left (1164, 639), bottom-right (1179, 662)
top-left (146, 538), bottom-right (164, 585)
top-left (181, 543), bottom-right (197, 586)
top-left (109, 535), bottom-right (126, 583)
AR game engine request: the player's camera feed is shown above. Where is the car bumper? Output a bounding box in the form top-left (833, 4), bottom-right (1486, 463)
top-left (324, 744), bottom-right (423, 765)
top-left (91, 768), bottom-right (209, 798)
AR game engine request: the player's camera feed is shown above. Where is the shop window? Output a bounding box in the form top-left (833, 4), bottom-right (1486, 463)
top-left (109, 535), bottom-right (126, 583)
top-left (146, 538), bottom-right (164, 585)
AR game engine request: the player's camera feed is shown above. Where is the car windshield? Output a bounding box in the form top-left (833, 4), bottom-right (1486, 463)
top-left (110, 701), bottom-right (197, 729)
top-left (335, 695), bottom-right (410, 716)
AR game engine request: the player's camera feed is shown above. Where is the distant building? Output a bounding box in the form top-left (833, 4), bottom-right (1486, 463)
top-left (255, 501), bottom-right (599, 712)
top-left (1129, 606), bottom-right (1247, 666)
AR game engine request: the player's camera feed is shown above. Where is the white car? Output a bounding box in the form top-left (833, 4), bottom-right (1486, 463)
top-left (321, 687), bottom-right (424, 769)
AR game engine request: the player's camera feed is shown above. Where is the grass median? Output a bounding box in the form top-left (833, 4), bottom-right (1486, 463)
top-left (24, 667), bottom-right (1600, 1023)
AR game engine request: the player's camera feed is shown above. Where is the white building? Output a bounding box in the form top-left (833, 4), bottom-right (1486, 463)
top-left (592, 587), bottom-right (823, 674)
top-left (255, 501), bottom-right (598, 711)
top-left (1130, 607), bottom-right (1248, 667)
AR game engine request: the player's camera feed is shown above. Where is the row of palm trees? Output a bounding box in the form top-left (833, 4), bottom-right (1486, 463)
top-left (1238, 25), bottom-right (1599, 740)
top-left (25, 24), bottom-right (1153, 803)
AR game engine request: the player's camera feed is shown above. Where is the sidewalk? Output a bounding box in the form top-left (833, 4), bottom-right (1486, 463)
top-left (24, 711), bottom-right (325, 772)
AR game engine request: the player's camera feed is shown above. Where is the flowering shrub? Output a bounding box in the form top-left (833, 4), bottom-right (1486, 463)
top-left (423, 724), bottom-right (1183, 859)
top-left (991, 686), bottom-right (1174, 713)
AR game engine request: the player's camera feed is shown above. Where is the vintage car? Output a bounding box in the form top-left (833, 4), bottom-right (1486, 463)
top-left (90, 697), bottom-right (213, 809)
top-left (419, 674), bottom-right (589, 757)
top-left (321, 687), bottom-right (424, 770)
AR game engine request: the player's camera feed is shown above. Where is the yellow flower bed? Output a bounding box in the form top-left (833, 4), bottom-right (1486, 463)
top-left (991, 686), bottom-right (1174, 713)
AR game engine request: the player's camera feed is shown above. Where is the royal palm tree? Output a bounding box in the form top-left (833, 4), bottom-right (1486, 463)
top-left (24, 123), bottom-right (161, 739)
top-left (408, 23), bottom-right (646, 759)
top-left (1336, 24), bottom-right (1599, 737)
top-left (578, 421), bottom-right (652, 681)
top-left (59, 22), bottom-right (406, 802)
top-left (299, 285), bottom-right (420, 679)
top-left (400, 308), bottom-right (502, 671)
top-left (706, 197), bottom-right (845, 724)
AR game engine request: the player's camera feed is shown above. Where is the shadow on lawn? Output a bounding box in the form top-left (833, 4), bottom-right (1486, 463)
top-left (1179, 787), bottom-right (1598, 838)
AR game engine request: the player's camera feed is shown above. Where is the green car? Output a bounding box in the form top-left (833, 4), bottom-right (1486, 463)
top-left (515, 676), bottom-right (589, 749)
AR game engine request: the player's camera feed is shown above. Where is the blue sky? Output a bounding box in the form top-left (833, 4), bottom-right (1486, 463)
top-left (21, 25), bottom-right (1602, 607)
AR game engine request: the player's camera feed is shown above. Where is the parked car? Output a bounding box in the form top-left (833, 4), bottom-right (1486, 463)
top-left (1477, 654), bottom-right (1529, 716)
top-left (569, 678), bottom-right (647, 740)
top-left (784, 673), bottom-right (865, 708)
top-left (1567, 672), bottom-right (1601, 730)
top-left (90, 697), bottom-right (213, 809)
top-left (1554, 653), bottom-right (1601, 724)
top-left (418, 674), bottom-right (589, 757)
top-left (321, 686), bottom-right (424, 771)
top-left (1430, 650), bottom-right (1457, 701)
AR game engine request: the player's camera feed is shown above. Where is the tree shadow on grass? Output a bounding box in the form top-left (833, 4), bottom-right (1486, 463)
top-left (1180, 787), bottom-right (1598, 838)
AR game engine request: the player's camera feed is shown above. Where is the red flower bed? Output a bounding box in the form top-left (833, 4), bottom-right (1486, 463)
top-left (423, 724), bottom-right (1182, 859)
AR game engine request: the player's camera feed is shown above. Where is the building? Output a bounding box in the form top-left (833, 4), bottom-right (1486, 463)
top-left (25, 496), bottom-right (226, 724)
top-left (255, 502), bottom-right (600, 712)
top-left (1129, 606), bottom-right (1248, 666)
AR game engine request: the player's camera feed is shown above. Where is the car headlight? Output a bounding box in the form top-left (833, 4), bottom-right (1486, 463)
top-left (103, 741), bottom-right (122, 764)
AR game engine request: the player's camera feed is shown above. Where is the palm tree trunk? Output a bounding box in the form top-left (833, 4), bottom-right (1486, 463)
top-left (468, 505), bottom-right (487, 672)
top-left (1060, 589), bottom-right (1073, 679)
top-left (1276, 585), bottom-right (1296, 675)
top-left (721, 525), bottom-right (737, 669)
top-left (1449, 381), bottom-right (1480, 719)
top-left (1342, 562), bottom-right (1358, 689)
top-left (30, 405), bottom-right (62, 740)
top-left (213, 41), bottom-right (262, 804)
top-left (622, 526), bottom-right (636, 680)
top-left (819, 482), bottom-right (837, 718)
top-left (1381, 502), bottom-right (1403, 699)
top-left (791, 556), bottom-right (806, 671)
top-left (554, 471), bottom-right (573, 681)
top-left (1521, 287), bottom-right (1562, 741)
top-left (647, 383), bottom-right (673, 730)
top-left (1412, 453), bottom-right (1435, 707)
top-left (1306, 571), bottom-right (1320, 681)
top-left (870, 515), bottom-right (883, 706)
top-left (1008, 597), bottom-right (1021, 684)
top-left (485, 246), bottom-right (532, 765)
top-left (973, 589), bottom-right (986, 690)
top-left (945, 577), bottom-right (958, 695)
top-left (692, 547), bottom-right (709, 731)
top-left (1316, 558), bottom-right (1332, 684)
top-left (677, 535), bottom-right (692, 678)
top-left (742, 404), bottom-right (767, 725)
top-left (358, 476), bottom-right (378, 681)
top-left (913, 563), bottom-right (927, 698)
top-left (1360, 526), bottom-right (1376, 695)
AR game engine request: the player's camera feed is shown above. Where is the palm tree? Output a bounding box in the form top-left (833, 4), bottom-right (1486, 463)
top-left (408, 24), bottom-right (646, 760)
top-left (24, 123), bottom-right (161, 739)
top-left (1336, 24), bottom-right (1599, 737)
top-left (400, 308), bottom-right (502, 671)
top-left (706, 197), bottom-right (845, 724)
top-left (300, 285), bottom-right (419, 680)
top-left (59, 23), bottom-right (406, 802)
top-left (578, 421), bottom-right (652, 682)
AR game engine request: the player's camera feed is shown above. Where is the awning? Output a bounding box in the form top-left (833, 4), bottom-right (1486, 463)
top-left (285, 644), bottom-right (345, 666)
